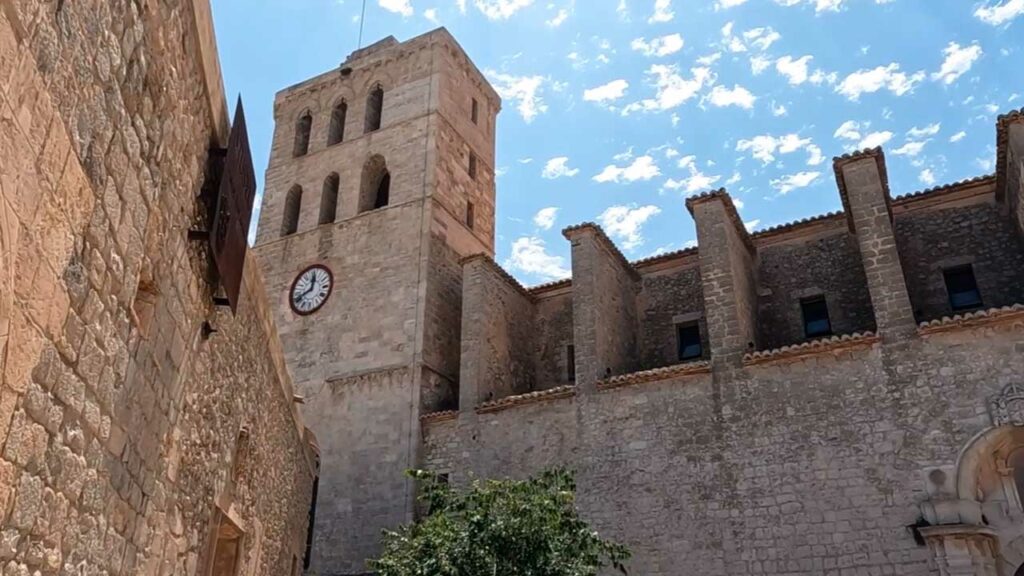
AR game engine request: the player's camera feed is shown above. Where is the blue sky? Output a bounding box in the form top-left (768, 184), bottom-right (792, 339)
top-left (212, 0), bottom-right (1023, 286)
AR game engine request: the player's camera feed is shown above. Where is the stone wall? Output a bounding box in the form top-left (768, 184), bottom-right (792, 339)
top-left (757, 228), bottom-right (875, 349)
top-left (637, 259), bottom-right (707, 369)
top-left (0, 2), bottom-right (314, 576)
top-left (425, 319), bottom-right (1024, 575)
top-left (532, 289), bottom-right (575, 389)
top-left (896, 198), bottom-right (1024, 323)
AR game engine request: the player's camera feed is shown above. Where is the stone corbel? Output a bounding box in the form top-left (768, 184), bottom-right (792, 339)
top-left (919, 524), bottom-right (1001, 576)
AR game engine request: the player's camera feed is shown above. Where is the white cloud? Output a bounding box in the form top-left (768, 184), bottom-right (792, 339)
top-left (892, 141), bottom-right (927, 156)
top-left (583, 79), bottom-right (629, 103)
top-left (622, 64), bottom-right (713, 114)
top-left (932, 42), bottom-right (983, 85)
top-left (750, 55), bottom-right (772, 75)
top-left (474, 0), bottom-right (534, 19)
top-left (974, 0), bottom-right (1024, 25)
top-left (774, 0), bottom-right (845, 12)
top-left (379, 0), bottom-right (414, 16)
top-left (598, 204), bottom-right (662, 250)
top-left (649, 0), bottom-right (674, 22)
top-left (836, 63), bottom-right (925, 100)
top-left (950, 131), bottom-right (967, 143)
top-left (546, 8), bottom-right (569, 26)
top-left (505, 237), bottom-right (570, 281)
top-left (776, 55), bottom-right (813, 85)
top-left (806, 144), bottom-right (824, 166)
top-left (907, 123), bottom-right (941, 138)
top-left (771, 171), bottom-right (821, 195)
top-left (744, 219), bottom-right (761, 232)
top-left (834, 120), bottom-right (862, 141)
top-left (736, 134), bottom-right (817, 164)
top-left (594, 155), bottom-right (661, 183)
top-left (457, 0), bottom-right (467, 13)
top-left (743, 27), bottom-right (781, 51)
top-left (423, 7), bottom-right (439, 22)
top-left (858, 130), bottom-right (893, 149)
top-left (486, 70), bottom-right (548, 122)
top-left (631, 33), bottom-right (685, 57)
top-left (541, 157), bottom-right (580, 179)
top-left (771, 101), bottom-right (788, 116)
top-left (717, 0), bottom-right (750, 7)
top-left (664, 156), bottom-right (721, 194)
top-left (533, 207), bottom-right (559, 230)
top-left (706, 84), bottom-right (756, 109)
top-left (919, 169), bottom-right (936, 185)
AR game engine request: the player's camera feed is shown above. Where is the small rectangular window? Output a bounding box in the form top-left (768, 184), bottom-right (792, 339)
top-left (944, 265), bottom-right (982, 311)
top-left (466, 202), bottom-right (475, 230)
top-left (676, 323), bottom-right (702, 361)
top-left (567, 345), bottom-right (576, 381)
top-left (468, 152), bottom-right (477, 180)
top-left (471, 98), bottom-right (479, 124)
top-left (801, 296), bottom-right (832, 338)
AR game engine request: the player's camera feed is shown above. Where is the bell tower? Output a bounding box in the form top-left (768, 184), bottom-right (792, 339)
top-left (253, 29), bottom-right (500, 574)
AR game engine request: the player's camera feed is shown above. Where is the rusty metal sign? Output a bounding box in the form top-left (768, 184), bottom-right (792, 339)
top-left (209, 97), bottom-right (257, 313)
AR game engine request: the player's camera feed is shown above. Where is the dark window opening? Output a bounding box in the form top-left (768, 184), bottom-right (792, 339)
top-left (676, 323), bottom-right (702, 361)
top-left (468, 152), bottom-right (477, 180)
top-left (359, 155), bottom-right (390, 213)
top-left (319, 173), bottom-right (339, 225)
top-left (1010, 448), bottom-right (1024, 512)
top-left (328, 100), bottom-right (347, 145)
top-left (567, 344), bottom-right (576, 381)
top-left (303, 471), bottom-right (320, 570)
top-left (365, 84), bottom-right (384, 133)
top-left (471, 98), bottom-right (479, 124)
top-left (801, 296), bottom-right (832, 338)
top-left (281, 185), bottom-right (302, 236)
top-left (294, 112), bottom-right (312, 157)
top-left (944, 265), bottom-right (983, 311)
top-left (466, 201), bottom-right (475, 230)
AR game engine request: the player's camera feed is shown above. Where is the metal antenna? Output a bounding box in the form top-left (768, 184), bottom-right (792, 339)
top-left (358, 0), bottom-right (368, 48)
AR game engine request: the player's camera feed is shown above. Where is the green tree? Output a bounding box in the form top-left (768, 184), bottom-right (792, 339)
top-left (369, 468), bottom-right (630, 576)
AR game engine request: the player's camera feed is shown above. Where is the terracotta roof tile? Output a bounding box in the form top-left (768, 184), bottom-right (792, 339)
top-left (597, 361), bottom-right (711, 391)
top-left (893, 174), bottom-right (995, 202)
top-left (751, 211), bottom-right (845, 238)
top-left (744, 331), bottom-right (879, 365)
top-left (918, 304), bottom-right (1024, 334)
top-left (527, 278), bottom-right (572, 294)
top-left (420, 410), bottom-right (458, 423)
top-left (476, 385), bottom-right (577, 414)
top-left (631, 246), bottom-right (698, 267)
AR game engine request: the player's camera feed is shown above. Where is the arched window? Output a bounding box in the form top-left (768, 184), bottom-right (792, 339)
top-left (294, 112), bottom-right (312, 157)
top-left (364, 84), bottom-right (384, 134)
top-left (328, 100), bottom-right (347, 145)
top-left (359, 155), bottom-right (390, 213)
top-left (319, 173), bottom-right (339, 225)
top-left (282, 185), bottom-right (302, 236)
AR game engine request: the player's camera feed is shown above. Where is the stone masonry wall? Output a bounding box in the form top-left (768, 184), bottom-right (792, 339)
top-left (532, 290), bottom-right (575, 389)
top-left (1004, 121), bottom-right (1023, 243)
top-left (757, 229), bottom-right (875, 349)
top-left (425, 321), bottom-right (1024, 575)
top-left (637, 261), bottom-right (707, 369)
top-left (0, 2), bottom-right (313, 576)
top-left (895, 200), bottom-right (1024, 322)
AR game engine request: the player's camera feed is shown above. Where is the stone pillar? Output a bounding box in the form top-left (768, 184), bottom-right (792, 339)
top-left (457, 254), bottom-right (537, 410)
top-left (686, 190), bottom-right (758, 368)
top-left (833, 149), bottom-right (917, 340)
top-left (920, 525), bottom-right (1001, 576)
top-left (998, 111), bottom-right (1024, 239)
top-left (563, 224), bottom-right (639, 392)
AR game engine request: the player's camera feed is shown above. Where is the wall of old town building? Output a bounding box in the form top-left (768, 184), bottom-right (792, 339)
top-left (0, 1), bottom-right (315, 575)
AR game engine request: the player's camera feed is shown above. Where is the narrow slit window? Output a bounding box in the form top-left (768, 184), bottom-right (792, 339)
top-left (800, 296), bottom-right (832, 338)
top-left (676, 323), bottom-right (702, 361)
top-left (374, 172), bottom-right (390, 209)
top-left (365, 84), bottom-right (384, 133)
top-left (567, 344), bottom-right (576, 381)
top-left (328, 100), bottom-right (347, 145)
top-left (294, 112), bottom-right (312, 157)
top-left (944, 265), bottom-right (982, 311)
top-left (471, 98), bottom-right (479, 124)
top-left (466, 201), bottom-right (475, 230)
top-left (282, 185), bottom-right (302, 236)
top-left (468, 152), bottom-right (477, 180)
top-left (319, 173), bottom-right (339, 224)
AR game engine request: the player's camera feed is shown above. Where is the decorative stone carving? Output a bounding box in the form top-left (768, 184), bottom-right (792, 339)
top-left (920, 525), bottom-right (1001, 576)
top-left (989, 383), bottom-right (1024, 427)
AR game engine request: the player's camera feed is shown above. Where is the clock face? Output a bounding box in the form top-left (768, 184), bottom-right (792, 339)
top-left (290, 265), bottom-right (333, 315)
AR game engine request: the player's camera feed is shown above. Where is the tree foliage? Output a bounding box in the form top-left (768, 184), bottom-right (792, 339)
top-left (369, 468), bottom-right (630, 576)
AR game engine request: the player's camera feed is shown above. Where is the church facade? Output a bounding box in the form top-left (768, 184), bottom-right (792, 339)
top-left (254, 29), bottom-right (1024, 576)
